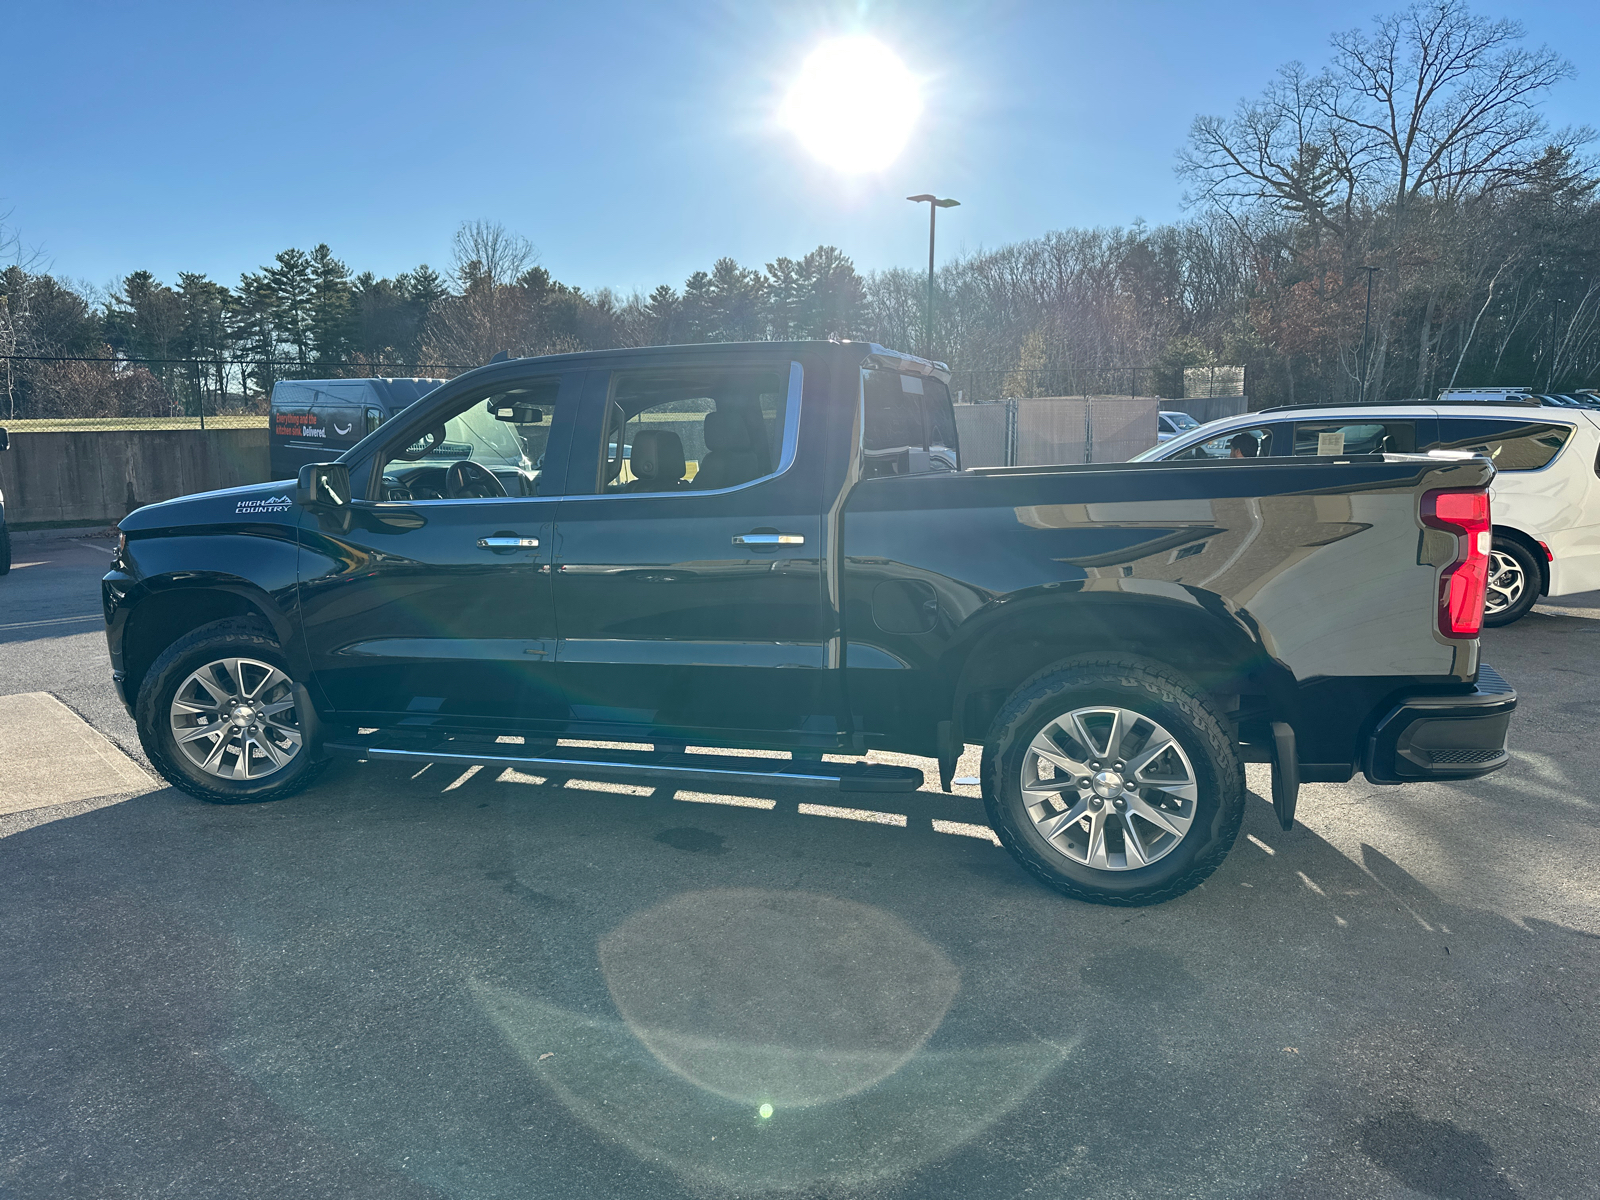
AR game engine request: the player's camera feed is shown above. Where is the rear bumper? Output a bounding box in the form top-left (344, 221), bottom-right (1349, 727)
top-left (1362, 664), bottom-right (1516, 784)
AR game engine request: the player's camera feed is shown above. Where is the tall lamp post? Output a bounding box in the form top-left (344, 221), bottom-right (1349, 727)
top-left (907, 194), bottom-right (959, 358)
top-left (1358, 265), bottom-right (1380, 402)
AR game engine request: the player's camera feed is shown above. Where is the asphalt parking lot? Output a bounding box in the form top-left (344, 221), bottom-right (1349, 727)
top-left (2, 530), bottom-right (1596, 1200)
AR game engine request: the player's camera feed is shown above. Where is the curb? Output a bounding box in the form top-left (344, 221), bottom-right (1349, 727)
top-left (10, 524), bottom-right (119, 542)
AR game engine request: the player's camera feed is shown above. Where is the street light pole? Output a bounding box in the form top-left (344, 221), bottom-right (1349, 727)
top-left (907, 194), bottom-right (959, 358)
top-left (1358, 266), bottom-right (1380, 402)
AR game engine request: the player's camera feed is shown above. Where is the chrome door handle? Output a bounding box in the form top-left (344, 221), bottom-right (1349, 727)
top-left (733, 533), bottom-right (804, 546)
top-left (478, 536), bottom-right (539, 548)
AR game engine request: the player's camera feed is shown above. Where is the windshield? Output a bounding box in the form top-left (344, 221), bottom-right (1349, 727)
top-left (1166, 412), bottom-right (1200, 430)
top-left (418, 401), bottom-right (531, 469)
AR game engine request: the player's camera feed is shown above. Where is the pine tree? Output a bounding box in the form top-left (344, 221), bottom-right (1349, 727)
top-left (231, 271), bottom-right (278, 397)
top-left (645, 284), bottom-right (680, 343)
top-left (308, 244), bottom-right (354, 366)
top-left (764, 257), bottom-right (801, 340)
top-left (176, 273), bottom-right (230, 413)
top-left (264, 249), bottom-right (315, 370)
top-left (797, 246), bottom-right (866, 339)
top-left (682, 271), bottom-right (713, 342)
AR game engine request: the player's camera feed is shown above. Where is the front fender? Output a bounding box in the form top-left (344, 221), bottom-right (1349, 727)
top-left (107, 526), bottom-right (304, 701)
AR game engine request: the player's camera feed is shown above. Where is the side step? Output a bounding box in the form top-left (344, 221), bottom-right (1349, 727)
top-left (323, 738), bottom-right (924, 794)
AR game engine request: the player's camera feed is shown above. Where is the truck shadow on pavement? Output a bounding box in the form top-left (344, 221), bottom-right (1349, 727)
top-left (2, 757), bottom-right (1594, 1200)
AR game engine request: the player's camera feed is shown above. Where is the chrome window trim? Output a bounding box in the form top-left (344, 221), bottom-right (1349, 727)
top-left (562, 360), bottom-right (805, 502)
top-left (1152, 404), bottom-right (1582, 462)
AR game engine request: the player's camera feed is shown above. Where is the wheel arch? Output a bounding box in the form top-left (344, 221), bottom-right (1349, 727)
top-left (1492, 524), bottom-right (1549, 596)
top-left (945, 591), bottom-right (1296, 745)
top-left (121, 577), bottom-right (300, 704)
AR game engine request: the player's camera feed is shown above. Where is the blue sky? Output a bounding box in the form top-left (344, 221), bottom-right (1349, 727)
top-left (4, 0), bottom-right (1596, 295)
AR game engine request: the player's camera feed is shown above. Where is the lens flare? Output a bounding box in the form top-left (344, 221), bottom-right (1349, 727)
top-left (780, 37), bottom-right (922, 173)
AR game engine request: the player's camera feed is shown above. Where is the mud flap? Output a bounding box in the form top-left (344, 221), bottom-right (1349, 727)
top-left (293, 682), bottom-right (328, 761)
top-left (1270, 720), bottom-right (1299, 831)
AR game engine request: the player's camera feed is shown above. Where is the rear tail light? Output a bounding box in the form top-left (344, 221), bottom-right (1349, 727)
top-left (1421, 489), bottom-right (1491, 639)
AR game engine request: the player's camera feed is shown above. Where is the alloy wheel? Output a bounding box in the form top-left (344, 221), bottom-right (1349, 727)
top-left (1019, 706), bottom-right (1198, 871)
top-left (1485, 549), bottom-right (1525, 616)
top-left (169, 657), bottom-right (303, 780)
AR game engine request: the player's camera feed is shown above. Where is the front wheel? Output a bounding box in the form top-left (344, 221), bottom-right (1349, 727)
top-left (1482, 536), bottom-right (1540, 627)
top-left (136, 617), bottom-right (328, 803)
top-left (982, 657), bottom-right (1244, 906)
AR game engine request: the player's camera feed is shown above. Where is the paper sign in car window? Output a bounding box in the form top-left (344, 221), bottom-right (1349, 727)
top-left (1317, 431), bottom-right (1346, 455)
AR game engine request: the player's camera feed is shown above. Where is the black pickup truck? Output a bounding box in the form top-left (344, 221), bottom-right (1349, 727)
top-left (103, 341), bottom-right (1516, 905)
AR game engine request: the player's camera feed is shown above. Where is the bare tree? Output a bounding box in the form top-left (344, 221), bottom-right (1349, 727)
top-left (424, 220), bottom-right (538, 365)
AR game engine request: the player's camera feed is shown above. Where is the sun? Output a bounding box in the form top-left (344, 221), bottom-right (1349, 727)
top-left (780, 37), bottom-right (922, 173)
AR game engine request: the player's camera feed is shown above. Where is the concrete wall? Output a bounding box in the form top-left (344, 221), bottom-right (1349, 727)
top-left (0, 428), bottom-right (271, 526)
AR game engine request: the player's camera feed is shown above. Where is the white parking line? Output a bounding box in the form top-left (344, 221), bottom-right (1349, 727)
top-left (0, 614), bottom-right (102, 633)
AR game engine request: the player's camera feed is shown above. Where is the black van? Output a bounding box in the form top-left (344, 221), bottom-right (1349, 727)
top-left (269, 378), bottom-right (445, 479)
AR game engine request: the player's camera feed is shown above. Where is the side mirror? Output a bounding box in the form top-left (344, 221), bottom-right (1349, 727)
top-left (297, 462), bottom-right (352, 509)
top-left (489, 400), bottom-right (544, 424)
top-left (0, 428), bottom-right (9, 451)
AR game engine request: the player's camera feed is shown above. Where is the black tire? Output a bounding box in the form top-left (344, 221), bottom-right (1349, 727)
top-left (1482, 535), bottom-right (1540, 627)
top-left (981, 656), bottom-right (1244, 906)
top-left (0, 519), bottom-right (11, 576)
top-left (136, 617), bottom-right (328, 804)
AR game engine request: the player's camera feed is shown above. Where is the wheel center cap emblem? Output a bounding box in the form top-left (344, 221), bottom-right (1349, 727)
top-left (231, 704), bottom-right (254, 726)
top-left (1091, 770), bottom-right (1124, 799)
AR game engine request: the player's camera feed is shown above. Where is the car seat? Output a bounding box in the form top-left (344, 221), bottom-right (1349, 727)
top-left (695, 410), bottom-right (761, 489)
top-left (626, 429), bottom-right (686, 491)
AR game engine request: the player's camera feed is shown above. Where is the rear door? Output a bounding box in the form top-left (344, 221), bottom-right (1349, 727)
top-left (548, 353), bottom-right (835, 746)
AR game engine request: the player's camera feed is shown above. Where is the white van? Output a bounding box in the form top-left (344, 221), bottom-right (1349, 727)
top-left (1135, 400), bottom-right (1600, 625)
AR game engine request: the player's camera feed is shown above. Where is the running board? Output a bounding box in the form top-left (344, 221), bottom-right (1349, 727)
top-left (322, 739), bottom-right (924, 793)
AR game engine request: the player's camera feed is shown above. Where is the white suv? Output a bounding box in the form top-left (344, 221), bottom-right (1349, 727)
top-left (1135, 401), bottom-right (1600, 626)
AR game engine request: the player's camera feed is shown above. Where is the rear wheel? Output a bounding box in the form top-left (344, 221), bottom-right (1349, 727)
top-left (982, 657), bottom-right (1244, 906)
top-left (1483, 536), bottom-right (1540, 627)
top-left (136, 618), bottom-right (328, 803)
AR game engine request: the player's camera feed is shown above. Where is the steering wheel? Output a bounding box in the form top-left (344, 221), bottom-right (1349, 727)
top-left (445, 459), bottom-right (507, 499)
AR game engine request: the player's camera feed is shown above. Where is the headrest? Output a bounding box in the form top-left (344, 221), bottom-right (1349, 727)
top-left (630, 428), bottom-right (685, 482)
top-left (704, 409), bottom-right (754, 453)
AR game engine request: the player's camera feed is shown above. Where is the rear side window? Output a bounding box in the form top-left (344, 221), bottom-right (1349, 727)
top-left (1433, 418), bottom-right (1572, 471)
top-left (1291, 420), bottom-right (1418, 455)
top-left (862, 370), bottom-right (960, 476)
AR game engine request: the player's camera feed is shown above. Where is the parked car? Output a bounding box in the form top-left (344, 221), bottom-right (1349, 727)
top-left (269, 377), bottom-right (446, 480)
top-left (1137, 398), bottom-right (1600, 626)
top-left (1156, 411), bottom-right (1201, 443)
top-left (104, 341), bottom-right (1516, 906)
top-left (0, 426), bottom-right (10, 575)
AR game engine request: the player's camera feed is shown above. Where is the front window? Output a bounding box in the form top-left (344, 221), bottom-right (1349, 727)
top-left (1168, 425), bottom-right (1278, 460)
top-left (379, 377), bottom-right (562, 500)
top-left (1165, 412), bottom-right (1200, 432)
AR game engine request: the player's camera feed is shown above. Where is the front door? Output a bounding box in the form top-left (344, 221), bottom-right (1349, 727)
top-left (297, 369), bottom-right (581, 731)
top-left (549, 355), bottom-right (837, 747)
